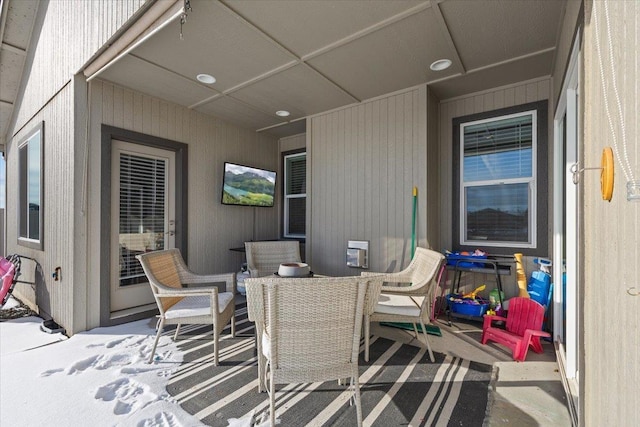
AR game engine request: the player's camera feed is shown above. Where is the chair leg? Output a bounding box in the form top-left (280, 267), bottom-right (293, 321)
top-left (517, 331), bottom-right (544, 362)
top-left (364, 315), bottom-right (370, 362)
top-left (419, 319), bottom-right (435, 363)
top-left (213, 322), bottom-right (220, 366)
top-left (353, 371), bottom-right (363, 427)
top-left (513, 340), bottom-right (524, 362)
top-left (231, 314), bottom-right (236, 338)
top-left (173, 323), bottom-right (181, 340)
top-left (412, 323), bottom-right (420, 340)
top-left (257, 327), bottom-right (264, 393)
top-left (269, 370), bottom-right (276, 427)
top-left (149, 318), bottom-right (165, 364)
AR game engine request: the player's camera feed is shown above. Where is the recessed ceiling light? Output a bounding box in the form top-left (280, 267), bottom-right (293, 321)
top-left (276, 110), bottom-right (290, 117)
top-left (429, 59), bottom-right (452, 71)
top-left (196, 73), bottom-right (216, 84)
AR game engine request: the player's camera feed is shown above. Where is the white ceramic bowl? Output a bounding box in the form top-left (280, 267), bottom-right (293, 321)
top-left (278, 262), bottom-right (310, 277)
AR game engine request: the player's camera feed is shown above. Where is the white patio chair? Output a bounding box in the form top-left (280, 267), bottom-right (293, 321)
top-left (136, 248), bottom-right (235, 366)
top-left (362, 247), bottom-right (445, 363)
top-left (244, 241), bottom-right (301, 277)
top-left (245, 276), bottom-right (382, 427)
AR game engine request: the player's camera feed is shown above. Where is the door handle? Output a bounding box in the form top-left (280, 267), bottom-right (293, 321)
top-left (166, 220), bottom-right (175, 236)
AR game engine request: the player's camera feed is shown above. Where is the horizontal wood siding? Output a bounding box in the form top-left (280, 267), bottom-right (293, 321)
top-left (583, 1), bottom-right (639, 424)
top-left (309, 87), bottom-right (433, 276)
top-left (87, 80), bottom-right (279, 328)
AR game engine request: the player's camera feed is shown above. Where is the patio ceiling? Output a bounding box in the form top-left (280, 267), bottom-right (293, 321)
top-left (1, 0), bottom-right (566, 142)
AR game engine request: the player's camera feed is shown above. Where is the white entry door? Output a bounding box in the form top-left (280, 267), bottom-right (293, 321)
top-left (110, 140), bottom-right (176, 313)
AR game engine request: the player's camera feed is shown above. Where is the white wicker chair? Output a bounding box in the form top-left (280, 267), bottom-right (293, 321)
top-left (244, 241), bottom-right (301, 278)
top-left (245, 276), bottom-right (382, 427)
top-left (362, 247), bottom-right (445, 363)
top-left (136, 249), bottom-right (235, 366)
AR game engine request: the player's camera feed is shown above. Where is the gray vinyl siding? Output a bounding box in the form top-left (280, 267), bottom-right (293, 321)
top-left (87, 79), bottom-right (279, 328)
top-left (438, 78), bottom-right (552, 255)
top-left (13, 0), bottom-right (147, 134)
top-left (5, 0), bottom-right (159, 334)
top-left (5, 83), bottom-right (76, 331)
top-left (582, 2), bottom-right (639, 425)
top-left (552, 0), bottom-right (582, 108)
top-left (308, 86), bottom-right (434, 276)
top-left (279, 133), bottom-right (306, 153)
top-left (433, 79), bottom-right (552, 299)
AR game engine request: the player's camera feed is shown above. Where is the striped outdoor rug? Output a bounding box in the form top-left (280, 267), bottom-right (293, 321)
top-left (166, 303), bottom-right (491, 426)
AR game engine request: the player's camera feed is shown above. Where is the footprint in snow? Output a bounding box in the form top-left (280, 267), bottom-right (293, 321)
top-left (136, 411), bottom-right (182, 427)
top-left (67, 352), bottom-right (137, 374)
top-left (40, 368), bottom-right (64, 377)
top-left (95, 378), bottom-right (158, 415)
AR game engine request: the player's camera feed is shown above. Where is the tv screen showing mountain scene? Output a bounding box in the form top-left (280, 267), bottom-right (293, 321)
top-left (221, 162), bottom-right (276, 207)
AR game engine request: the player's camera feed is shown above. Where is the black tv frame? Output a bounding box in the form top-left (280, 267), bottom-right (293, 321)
top-left (221, 162), bottom-right (277, 208)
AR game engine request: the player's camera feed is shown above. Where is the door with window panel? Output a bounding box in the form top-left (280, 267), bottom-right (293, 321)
top-left (110, 140), bottom-right (176, 313)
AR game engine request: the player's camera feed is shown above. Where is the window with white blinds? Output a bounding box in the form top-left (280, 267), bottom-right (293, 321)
top-left (284, 153), bottom-right (306, 238)
top-left (460, 110), bottom-right (536, 247)
top-left (118, 153), bottom-right (167, 286)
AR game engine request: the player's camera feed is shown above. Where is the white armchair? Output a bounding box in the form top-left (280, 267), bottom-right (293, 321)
top-left (245, 276), bottom-right (382, 427)
top-left (136, 249), bottom-right (235, 366)
top-left (362, 247), bottom-right (445, 362)
top-left (244, 241), bottom-right (302, 277)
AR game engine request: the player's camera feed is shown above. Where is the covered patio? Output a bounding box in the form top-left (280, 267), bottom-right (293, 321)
top-left (3, 1), bottom-right (638, 425)
top-left (164, 295), bottom-right (570, 426)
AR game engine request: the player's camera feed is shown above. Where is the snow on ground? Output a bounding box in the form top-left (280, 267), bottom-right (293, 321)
top-left (0, 296), bottom-right (207, 427)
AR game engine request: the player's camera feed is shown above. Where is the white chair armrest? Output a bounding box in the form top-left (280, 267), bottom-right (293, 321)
top-left (179, 271), bottom-right (236, 294)
top-left (362, 272), bottom-right (413, 287)
top-left (245, 279), bottom-right (265, 323)
top-left (360, 272), bottom-right (380, 277)
top-left (249, 268), bottom-right (275, 278)
top-left (155, 289), bottom-right (218, 298)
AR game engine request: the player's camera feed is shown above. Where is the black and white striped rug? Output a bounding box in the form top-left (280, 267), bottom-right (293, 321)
top-left (166, 303), bottom-right (491, 426)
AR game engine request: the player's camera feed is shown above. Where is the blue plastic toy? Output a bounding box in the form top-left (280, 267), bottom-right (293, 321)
top-left (527, 258), bottom-right (552, 307)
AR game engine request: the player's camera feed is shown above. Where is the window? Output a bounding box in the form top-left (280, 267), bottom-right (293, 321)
top-left (453, 101), bottom-right (548, 254)
top-left (283, 152), bottom-right (306, 238)
top-left (18, 121), bottom-right (44, 249)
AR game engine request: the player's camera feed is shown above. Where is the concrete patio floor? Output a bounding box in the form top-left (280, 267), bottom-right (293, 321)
top-left (371, 316), bottom-right (572, 426)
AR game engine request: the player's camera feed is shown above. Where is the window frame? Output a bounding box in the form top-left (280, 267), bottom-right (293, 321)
top-left (452, 101), bottom-right (548, 256)
top-left (18, 121), bottom-right (45, 250)
top-left (460, 110), bottom-right (537, 248)
top-left (282, 150), bottom-right (306, 239)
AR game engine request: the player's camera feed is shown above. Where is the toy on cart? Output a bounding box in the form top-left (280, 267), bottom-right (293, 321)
top-left (447, 285), bottom-right (489, 317)
top-left (445, 249), bottom-right (487, 268)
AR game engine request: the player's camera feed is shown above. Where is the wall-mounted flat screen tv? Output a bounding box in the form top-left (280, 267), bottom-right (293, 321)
top-left (221, 162), bottom-right (277, 207)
